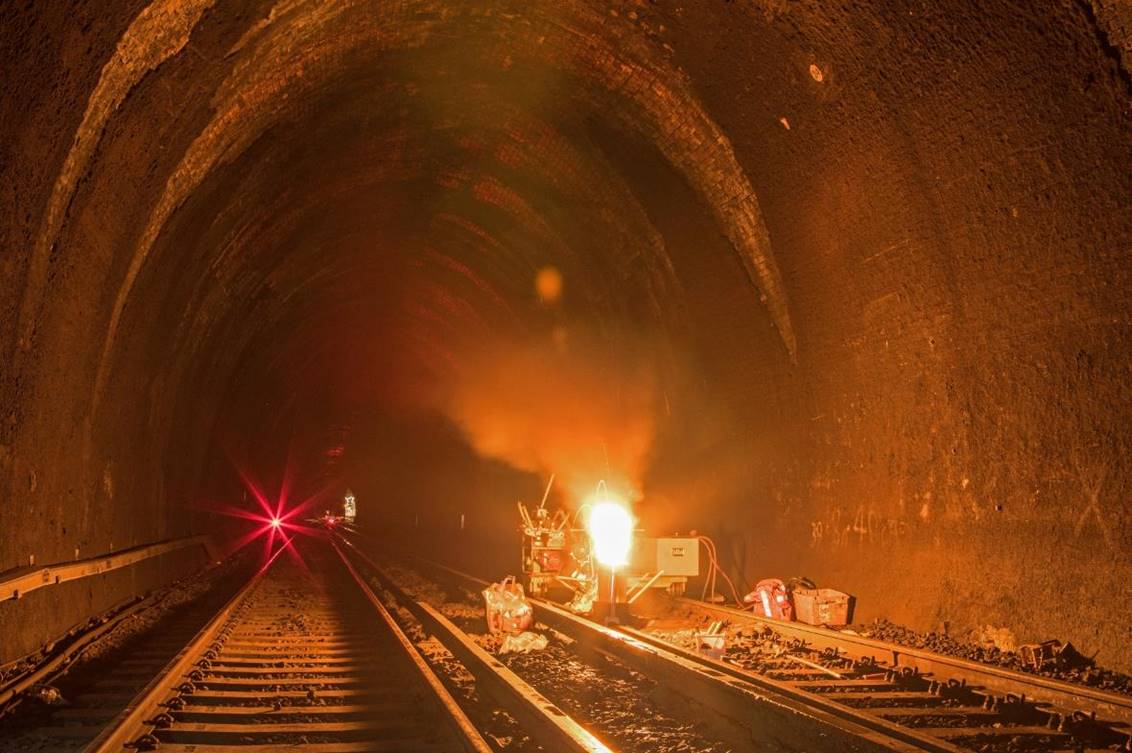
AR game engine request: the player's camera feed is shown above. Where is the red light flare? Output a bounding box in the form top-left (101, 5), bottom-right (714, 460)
top-left (195, 460), bottom-right (337, 570)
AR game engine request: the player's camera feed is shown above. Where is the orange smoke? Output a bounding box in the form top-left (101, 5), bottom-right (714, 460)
top-left (442, 330), bottom-right (658, 505)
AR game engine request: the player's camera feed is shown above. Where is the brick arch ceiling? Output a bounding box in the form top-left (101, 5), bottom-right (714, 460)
top-left (2, 0), bottom-right (1130, 672)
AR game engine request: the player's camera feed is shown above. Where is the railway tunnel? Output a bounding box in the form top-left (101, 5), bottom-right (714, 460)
top-left (1, 1), bottom-right (1130, 750)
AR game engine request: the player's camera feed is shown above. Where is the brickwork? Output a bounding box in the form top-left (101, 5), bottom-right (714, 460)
top-left (0, 0), bottom-right (1128, 668)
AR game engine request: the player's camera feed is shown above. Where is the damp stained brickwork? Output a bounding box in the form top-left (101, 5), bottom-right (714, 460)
top-left (0, 1), bottom-right (1129, 669)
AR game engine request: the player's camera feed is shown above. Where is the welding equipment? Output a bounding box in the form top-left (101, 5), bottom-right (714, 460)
top-left (588, 501), bottom-right (633, 567)
top-left (519, 475), bottom-right (594, 606)
top-left (518, 477), bottom-right (702, 615)
top-left (518, 491), bottom-right (578, 595)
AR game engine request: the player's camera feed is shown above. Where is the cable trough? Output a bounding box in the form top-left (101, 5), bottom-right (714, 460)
top-left (380, 546), bottom-right (1132, 753)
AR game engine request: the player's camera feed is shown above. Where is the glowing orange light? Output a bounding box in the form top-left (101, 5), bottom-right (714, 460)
top-left (587, 500), bottom-right (634, 568)
top-left (535, 266), bottom-right (563, 304)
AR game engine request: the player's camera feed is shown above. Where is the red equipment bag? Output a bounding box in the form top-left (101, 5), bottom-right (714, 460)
top-left (744, 578), bottom-right (795, 621)
top-left (482, 576), bottom-right (534, 635)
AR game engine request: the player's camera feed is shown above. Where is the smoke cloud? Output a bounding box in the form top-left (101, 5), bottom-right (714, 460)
top-left (441, 328), bottom-right (660, 505)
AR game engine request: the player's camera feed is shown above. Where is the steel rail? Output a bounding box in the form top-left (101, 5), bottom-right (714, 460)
top-left (83, 542), bottom-right (287, 753)
top-left (338, 537), bottom-right (614, 753)
top-left (86, 537), bottom-right (491, 753)
top-left (330, 540), bottom-right (493, 753)
top-left (403, 552), bottom-right (1132, 752)
top-left (391, 551), bottom-right (933, 752)
top-left (392, 541), bottom-right (1132, 724)
top-left (1, 557), bottom-right (241, 715)
top-left (344, 528), bottom-right (1132, 751)
top-left (615, 622), bottom-right (972, 753)
top-left (683, 599), bottom-right (1132, 727)
top-left (2, 536), bottom-right (214, 601)
top-left (0, 594), bottom-right (152, 713)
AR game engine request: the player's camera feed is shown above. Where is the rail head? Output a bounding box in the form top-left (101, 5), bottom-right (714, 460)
top-left (82, 542), bottom-right (286, 753)
top-left (392, 549), bottom-right (936, 752)
top-left (331, 539), bottom-right (494, 753)
top-left (339, 539), bottom-right (614, 753)
top-left (683, 598), bottom-right (1132, 725)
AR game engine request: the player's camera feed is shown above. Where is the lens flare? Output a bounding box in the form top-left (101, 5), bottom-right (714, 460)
top-left (535, 266), bottom-right (563, 304)
top-left (587, 500), bottom-right (634, 567)
top-left (191, 450), bottom-right (336, 573)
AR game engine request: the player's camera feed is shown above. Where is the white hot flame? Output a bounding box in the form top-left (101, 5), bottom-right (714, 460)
top-left (587, 500), bottom-right (634, 567)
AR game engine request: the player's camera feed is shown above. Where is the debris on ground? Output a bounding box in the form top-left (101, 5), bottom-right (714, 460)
top-left (974, 625), bottom-right (1017, 653)
top-left (851, 619), bottom-right (1132, 695)
top-left (482, 577), bottom-right (534, 635)
top-left (1018, 640), bottom-right (1091, 671)
top-left (389, 563), bottom-right (733, 753)
top-left (499, 631), bottom-right (548, 654)
top-left (25, 685), bottom-right (64, 706)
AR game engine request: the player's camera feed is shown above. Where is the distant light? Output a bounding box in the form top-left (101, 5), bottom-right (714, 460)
top-left (587, 501), bottom-right (633, 567)
top-left (270, 517), bottom-right (282, 529)
top-left (535, 266), bottom-right (563, 304)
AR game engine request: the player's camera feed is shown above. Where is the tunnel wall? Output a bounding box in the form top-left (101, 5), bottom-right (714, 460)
top-left (0, 548), bottom-right (209, 664)
top-left (0, 1), bottom-right (239, 662)
top-left (0, 0), bottom-right (1129, 669)
top-left (652, 2), bottom-right (1132, 661)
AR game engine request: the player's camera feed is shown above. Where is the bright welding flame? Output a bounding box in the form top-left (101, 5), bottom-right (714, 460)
top-left (587, 500), bottom-right (634, 567)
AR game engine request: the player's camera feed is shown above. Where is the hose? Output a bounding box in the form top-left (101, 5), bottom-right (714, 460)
top-left (696, 535), bottom-right (745, 607)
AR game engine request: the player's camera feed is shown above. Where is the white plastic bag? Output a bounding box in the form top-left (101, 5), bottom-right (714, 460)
top-left (482, 576), bottom-right (533, 635)
top-left (499, 631), bottom-right (548, 654)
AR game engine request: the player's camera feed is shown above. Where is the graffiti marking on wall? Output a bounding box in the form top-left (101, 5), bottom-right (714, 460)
top-left (1072, 468), bottom-right (1113, 549)
top-left (810, 504), bottom-right (908, 548)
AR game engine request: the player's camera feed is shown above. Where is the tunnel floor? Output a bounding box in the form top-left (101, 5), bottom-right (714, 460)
top-left (7, 530), bottom-right (1131, 753)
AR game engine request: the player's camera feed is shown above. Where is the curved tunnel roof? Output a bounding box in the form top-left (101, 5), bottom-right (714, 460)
top-left (1, 0), bottom-right (1130, 669)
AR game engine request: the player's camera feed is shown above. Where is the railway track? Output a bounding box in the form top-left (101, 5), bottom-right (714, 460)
top-left (0, 558), bottom-right (249, 753)
top-left (22, 527), bottom-right (1125, 753)
top-left (354, 542), bottom-right (919, 752)
top-left (374, 544), bottom-right (1132, 753)
top-left (340, 538), bottom-right (725, 753)
top-left (85, 538), bottom-right (491, 753)
top-left (637, 600), bottom-right (1132, 753)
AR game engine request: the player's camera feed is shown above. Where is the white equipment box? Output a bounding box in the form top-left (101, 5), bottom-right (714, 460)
top-left (655, 537), bottom-right (700, 577)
